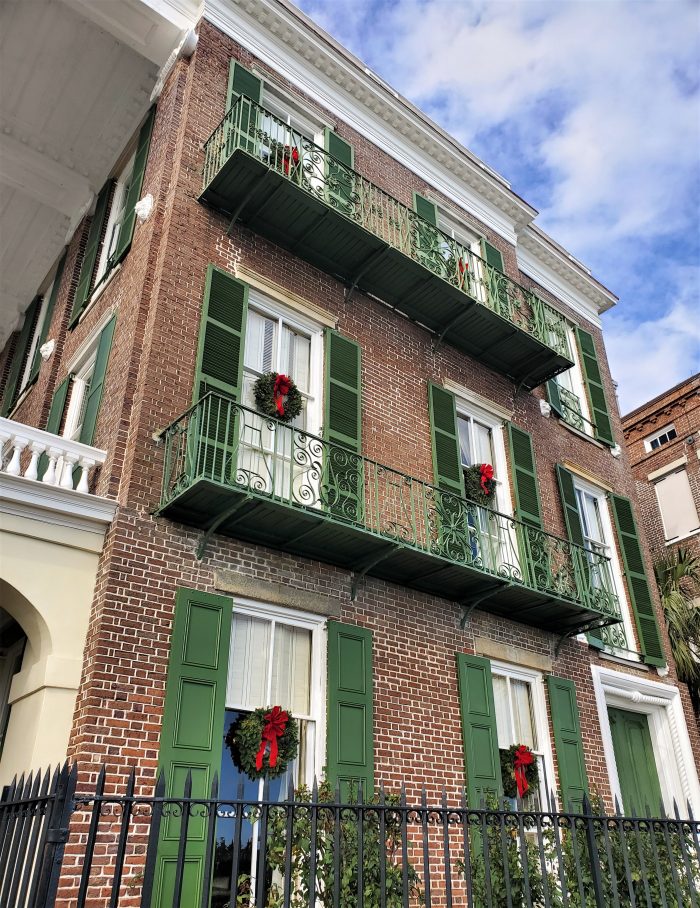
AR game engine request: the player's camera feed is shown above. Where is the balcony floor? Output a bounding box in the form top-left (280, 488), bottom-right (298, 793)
top-left (162, 476), bottom-right (616, 636)
top-left (201, 151), bottom-right (572, 390)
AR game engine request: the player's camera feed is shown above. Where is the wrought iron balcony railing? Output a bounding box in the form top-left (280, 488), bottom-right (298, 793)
top-left (200, 97), bottom-right (574, 388)
top-left (159, 394), bottom-right (622, 633)
top-left (558, 385), bottom-right (597, 436)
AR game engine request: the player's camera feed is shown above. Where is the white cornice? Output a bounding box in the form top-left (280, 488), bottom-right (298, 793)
top-left (0, 474), bottom-right (117, 536)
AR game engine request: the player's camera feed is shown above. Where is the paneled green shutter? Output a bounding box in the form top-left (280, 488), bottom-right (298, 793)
top-left (112, 107), bottom-right (155, 267)
top-left (152, 587), bottom-right (233, 908)
top-left (413, 192), bottom-right (438, 226)
top-left (506, 424), bottom-right (542, 528)
top-left (226, 61), bottom-right (262, 154)
top-left (327, 621), bottom-right (374, 800)
top-left (70, 181), bottom-right (113, 327)
top-left (324, 129), bottom-right (355, 216)
top-left (546, 380), bottom-right (563, 418)
top-left (428, 383), bottom-right (464, 495)
top-left (610, 494), bottom-right (666, 667)
top-left (481, 239), bottom-right (504, 272)
top-left (37, 375), bottom-right (71, 480)
top-left (456, 653), bottom-right (502, 807)
top-left (79, 315), bottom-right (116, 446)
top-left (324, 331), bottom-right (363, 520)
top-left (28, 252), bottom-right (67, 386)
top-left (546, 675), bottom-right (589, 811)
top-left (575, 327), bottom-right (614, 446)
top-left (1, 297), bottom-right (40, 416)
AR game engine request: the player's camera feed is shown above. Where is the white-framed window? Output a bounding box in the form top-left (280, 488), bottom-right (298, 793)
top-left (654, 469), bottom-right (700, 542)
top-left (455, 398), bottom-right (512, 515)
top-left (644, 424), bottom-right (678, 453)
top-left (17, 280), bottom-right (54, 394)
top-left (63, 351), bottom-right (96, 443)
top-left (572, 476), bottom-right (639, 656)
top-left (214, 600), bottom-right (326, 908)
top-left (93, 152), bottom-right (135, 288)
top-left (553, 327), bottom-right (594, 437)
top-left (491, 660), bottom-right (556, 810)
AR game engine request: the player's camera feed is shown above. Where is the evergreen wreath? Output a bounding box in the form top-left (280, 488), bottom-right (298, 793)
top-left (500, 744), bottom-right (540, 800)
top-left (253, 372), bottom-right (303, 423)
top-left (225, 706), bottom-right (299, 780)
top-left (463, 463), bottom-right (497, 506)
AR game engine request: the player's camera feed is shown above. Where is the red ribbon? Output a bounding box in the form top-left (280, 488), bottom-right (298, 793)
top-left (255, 706), bottom-right (289, 771)
top-left (282, 146), bottom-right (299, 175)
top-left (479, 463), bottom-right (494, 495)
top-left (273, 374), bottom-right (292, 417)
top-left (514, 745), bottom-right (534, 798)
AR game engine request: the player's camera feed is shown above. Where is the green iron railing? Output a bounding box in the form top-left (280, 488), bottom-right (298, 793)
top-left (202, 97), bottom-right (572, 361)
top-left (161, 393), bottom-right (622, 623)
top-left (558, 385), bottom-right (597, 435)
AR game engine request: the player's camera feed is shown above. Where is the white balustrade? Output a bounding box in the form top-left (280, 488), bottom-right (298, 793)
top-left (0, 417), bottom-right (107, 494)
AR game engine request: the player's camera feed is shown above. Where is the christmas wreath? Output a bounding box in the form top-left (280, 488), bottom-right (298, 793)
top-left (500, 744), bottom-right (539, 799)
top-left (463, 463), bottom-right (497, 506)
top-left (225, 706), bottom-right (299, 780)
top-left (253, 372), bottom-right (303, 423)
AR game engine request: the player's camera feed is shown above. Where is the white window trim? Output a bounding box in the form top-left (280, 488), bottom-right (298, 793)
top-left (591, 664), bottom-right (700, 814)
top-left (93, 153), bottom-right (135, 288)
top-left (18, 292), bottom-right (51, 393)
top-left (62, 351), bottom-right (97, 443)
top-left (453, 391), bottom-right (513, 517)
top-left (228, 596), bottom-right (327, 787)
top-left (653, 468), bottom-right (700, 544)
top-left (572, 474), bottom-right (640, 660)
top-left (556, 327), bottom-right (594, 437)
top-left (643, 423), bottom-right (677, 453)
top-left (490, 659), bottom-right (557, 809)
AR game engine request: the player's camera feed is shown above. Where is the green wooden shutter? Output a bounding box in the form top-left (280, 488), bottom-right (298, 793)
top-left (413, 192), bottom-right (438, 226)
top-left (28, 252), bottom-right (67, 386)
top-left (428, 383), bottom-right (464, 495)
top-left (506, 424), bottom-right (542, 528)
top-left (324, 331), bottom-right (363, 520)
top-left (327, 621), bottom-right (374, 800)
top-left (555, 465), bottom-right (585, 548)
top-left (456, 653), bottom-right (502, 807)
top-left (546, 675), bottom-right (589, 811)
top-left (1, 297), bottom-right (40, 415)
top-left (324, 129), bottom-right (355, 216)
top-left (546, 380), bottom-right (564, 418)
top-left (152, 587), bottom-right (233, 908)
top-left (70, 181), bottom-right (113, 327)
top-left (79, 315), bottom-right (116, 446)
top-left (610, 494), bottom-right (666, 667)
top-left (227, 61), bottom-right (262, 155)
top-left (112, 108), bottom-right (155, 267)
top-left (37, 374), bottom-right (72, 480)
top-left (575, 327), bottom-right (614, 446)
top-left (227, 60), bottom-right (262, 109)
top-left (481, 239), bottom-right (504, 272)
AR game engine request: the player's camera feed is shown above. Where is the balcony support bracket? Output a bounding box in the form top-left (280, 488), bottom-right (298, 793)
top-left (350, 543), bottom-right (401, 600)
top-left (345, 246), bottom-right (391, 304)
top-left (554, 628), bottom-right (580, 658)
top-left (196, 494), bottom-right (253, 559)
top-left (459, 581), bottom-right (513, 628)
top-left (433, 305), bottom-right (476, 352)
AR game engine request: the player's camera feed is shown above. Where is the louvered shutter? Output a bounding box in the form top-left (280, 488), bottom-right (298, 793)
top-left (70, 181), bottom-right (113, 327)
top-left (506, 424), bottom-right (542, 528)
top-left (610, 494), bottom-right (666, 667)
top-left (79, 315), bottom-right (116, 446)
top-left (227, 61), bottom-right (262, 155)
top-left (413, 192), bottom-right (438, 226)
top-left (227, 60), bottom-right (262, 109)
top-left (428, 383), bottom-right (464, 495)
top-left (37, 375), bottom-right (71, 480)
top-left (575, 327), bottom-right (614, 446)
top-left (456, 653), bottom-right (502, 807)
top-left (481, 239), bottom-right (504, 272)
top-left (28, 252), bottom-right (67, 386)
top-left (546, 380), bottom-right (564, 418)
top-left (112, 108), bottom-right (155, 267)
top-left (327, 621), bottom-right (374, 800)
top-left (324, 331), bottom-right (363, 521)
top-left (546, 675), bottom-right (589, 811)
top-left (152, 587), bottom-right (233, 908)
top-left (324, 129), bottom-right (355, 216)
top-left (1, 297), bottom-right (40, 415)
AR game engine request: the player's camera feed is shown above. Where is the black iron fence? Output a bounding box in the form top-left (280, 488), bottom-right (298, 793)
top-left (1, 764), bottom-right (699, 907)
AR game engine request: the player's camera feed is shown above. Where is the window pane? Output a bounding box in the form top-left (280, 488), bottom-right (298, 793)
top-left (245, 309), bottom-right (277, 373)
top-left (656, 470), bottom-right (700, 540)
top-left (473, 421), bottom-right (494, 466)
top-left (457, 416), bottom-right (472, 468)
top-left (271, 623), bottom-right (311, 715)
top-left (492, 674), bottom-right (510, 747)
top-left (510, 680), bottom-right (536, 749)
top-left (228, 615), bottom-right (271, 708)
top-left (281, 327), bottom-right (311, 394)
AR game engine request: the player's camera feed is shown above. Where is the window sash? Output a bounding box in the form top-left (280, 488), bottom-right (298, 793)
top-left (655, 470), bottom-right (700, 541)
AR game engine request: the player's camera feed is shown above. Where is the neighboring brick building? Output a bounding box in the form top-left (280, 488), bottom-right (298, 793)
top-left (622, 373), bottom-right (700, 566)
top-left (1, 1), bottom-right (699, 904)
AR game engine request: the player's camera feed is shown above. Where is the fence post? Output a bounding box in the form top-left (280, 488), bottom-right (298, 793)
top-left (582, 794), bottom-right (606, 907)
top-left (33, 762), bottom-right (77, 908)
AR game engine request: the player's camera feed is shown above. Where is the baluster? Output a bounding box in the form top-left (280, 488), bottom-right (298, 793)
top-left (6, 436), bottom-right (27, 476)
top-left (77, 458), bottom-right (95, 494)
top-left (60, 452), bottom-right (79, 489)
top-left (42, 447), bottom-right (62, 485)
top-left (0, 428), bottom-right (12, 471)
top-left (25, 441), bottom-right (46, 481)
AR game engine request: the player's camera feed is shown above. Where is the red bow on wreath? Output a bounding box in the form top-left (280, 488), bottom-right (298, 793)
top-left (282, 146), bottom-right (299, 175)
top-left (255, 706), bottom-right (289, 771)
top-left (514, 745), bottom-right (534, 798)
top-left (273, 374), bottom-right (292, 418)
top-left (479, 463), bottom-right (494, 495)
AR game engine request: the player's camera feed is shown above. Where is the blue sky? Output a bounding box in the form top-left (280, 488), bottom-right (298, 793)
top-left (291, 0), bottom-right (700, 413)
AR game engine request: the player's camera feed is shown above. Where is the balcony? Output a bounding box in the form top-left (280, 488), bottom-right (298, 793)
top-left (200, 99), bottom-right (574, 390)
top-left (158, 394), bottom-right (622, 636)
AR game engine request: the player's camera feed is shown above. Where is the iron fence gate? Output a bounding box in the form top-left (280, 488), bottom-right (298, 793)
top-left (1, 763), bottom-right (699, 907)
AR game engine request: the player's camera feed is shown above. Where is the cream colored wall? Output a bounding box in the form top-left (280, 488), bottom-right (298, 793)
top-left (0, 511), bottom-right (105, 784)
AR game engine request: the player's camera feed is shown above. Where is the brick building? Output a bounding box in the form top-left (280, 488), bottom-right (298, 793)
top-left (1, 0), bottom-right (699, 903)
top-left (622, 373), bottom-right (700, 566)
